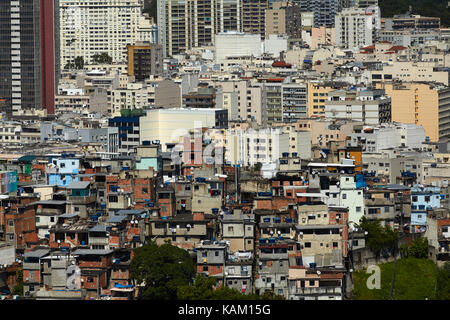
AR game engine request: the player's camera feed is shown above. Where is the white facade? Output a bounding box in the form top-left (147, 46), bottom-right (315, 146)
top-left (225, 128), bottom-right (290, 166)
top-left (59, 0), bottom-right (156, 69)
top-left (335, 7), bottom-right (379, 50)
top-left (139, 108), bottom-right (228, 151)
top-left (339, 176), bottom-right (365, 229)
top-left (347, 123), bottom-right (426, 152)
top-left (215, 32), bottom-right (262, 63)
top-left (263, 34), bottom-right (289, 58)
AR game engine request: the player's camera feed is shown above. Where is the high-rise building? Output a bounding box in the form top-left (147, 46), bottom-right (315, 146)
top-left (265, 1), bottom-right (302, 39)
top-left (127, 42), bottom-right (163, 81)
top-left (59, 0), bottom-right (156, 69)
top-left (335, 6), bottom-right (380, 50)
top-left (0, 0), bottom-right (58, 117)
top-left (242, 0), bottom-right (269, 39)
top-left (297, 0), bottom-right (342, 28)
top-left (158, 0), bottom-right (241, 57)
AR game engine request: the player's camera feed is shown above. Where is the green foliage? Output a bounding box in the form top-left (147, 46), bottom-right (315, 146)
top-left (178, 275), bottom-right (285, 300)
top-left (407, 237), bottom-right (429, 259)
top-left (130, 241), bottom-right (196, 300)
top-left (12, 268), bottom-right (23, 296)
top-left (436, 262), bottom-right (450, 300)
top-left (379, 0), bottom-right (450, 26)
top-left (143, 0), bottom-right (157, 21)
top-left (74, 56), bottom-right (84, 70)
top-left (92, 52), bottom-right (113, 65)
top-left (64, 63), bottom-right (75, 70)
top-left (252, 162), bottom-right (262, 172)
top-left (353, 258), bottom-right (438, 300)
top-left (356, 217), bottom-right (398, 257)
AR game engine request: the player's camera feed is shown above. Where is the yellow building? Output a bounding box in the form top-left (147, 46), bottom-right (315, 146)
top-left (307, 82), bottom-right (334, 117)
top-left (378, 82), bottom-right (450, 142)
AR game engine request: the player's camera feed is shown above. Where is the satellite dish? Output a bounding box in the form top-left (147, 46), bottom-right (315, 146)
top-left (317, 270), bottom-right (321, 275)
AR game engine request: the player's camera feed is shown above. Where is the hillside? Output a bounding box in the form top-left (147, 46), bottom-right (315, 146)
top-left (379, 0), bottom-right (450, 26)
top-left (352, 258), bottom-right (438, 300)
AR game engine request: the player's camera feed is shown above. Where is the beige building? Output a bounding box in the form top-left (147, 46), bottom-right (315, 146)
top-left (368, 61), bottom-right (449, 86)
top-left (307, 82), bottom-right (335, 117)
top-left (378, 82), bottom-right (450, 142)
top-left (311, 26), bottom-right (335, 49)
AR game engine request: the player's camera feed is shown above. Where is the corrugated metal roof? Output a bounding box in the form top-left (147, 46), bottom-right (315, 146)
top-left (89, 225), bottom-right (109, 232)
top-left (34, 200), bottom-right (66, 205)
top-left (72, 249), bottom-right (113, 256)
top-left (59, 213), bottom-right (79, 218)
top-left (107, 215), bottom-right (127, 223)
top-left (66, 181), bottom-right (90, 189)
top-left (24, 248), bottom-right (51, 258)
top-left (116, 209), bottom-right (146, 215)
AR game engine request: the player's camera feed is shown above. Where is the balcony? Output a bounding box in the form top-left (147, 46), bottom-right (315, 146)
top-left (289, 286), bottom-right (342, 296)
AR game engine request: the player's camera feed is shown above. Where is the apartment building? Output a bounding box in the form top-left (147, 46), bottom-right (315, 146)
top-left (59, 0), bottom-right (155, 69)
top-left (158, 0), bottom-right (242, 57)
top-left (368, 61), bottom-right (449, 86)
top-left (127, 43), bottom-right (163, 81)
top-left (324, 89), bottom-right (391, 125)
top-left (298, 0), bottom-right (342, 28)
top-left (0, 0), bottom-right (58, 116)
top-left (379, 82), bottom-right (450, 142)
top-left (335, 7), bottom-right (380, 50)
top-left (242, 0), bottom-right (269, 39)
top-left (265, 2), bottom-right (302, 39)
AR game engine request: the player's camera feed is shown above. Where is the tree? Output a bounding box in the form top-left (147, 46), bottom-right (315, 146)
top-left (356, 217), bottom-right (398, 258)
top-left (407, 237), bottom-right (429, 259)
top-left (92, 52), bottom-right (113, 64)
top-left (130, 241), bottom-right (196, 300)
top-left (64, 63), bottom-right (75, 70)
top-left (74, 56), bottom-right (84, 70)
top-left (12, 267), bottom-right (23, 296)
top-left (178, 275), bottom-right (285, 300)
top-left (436, 262), bottom-right (450, 300)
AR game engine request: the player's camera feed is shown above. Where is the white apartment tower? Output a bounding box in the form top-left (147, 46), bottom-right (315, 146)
top-left (158, 0), bottom-right (241, 57)
top-left (335, 6), bottom-right (380, 50)
top-left (59, 0), bottom-right (156, 69)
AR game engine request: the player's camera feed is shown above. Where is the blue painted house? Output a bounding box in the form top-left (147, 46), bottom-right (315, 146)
top-left (47, 155), bottom-right (80, 187)
top-left (410, 185), bottom-right (442, 233)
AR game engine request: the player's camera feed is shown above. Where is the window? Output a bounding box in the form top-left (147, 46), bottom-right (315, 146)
top-left (8, 220), bottom-right (13, 226)
top-left (304, 242), bottom-right (311, 248)
top-left (228, 226), bottom-right (234, 232)
top-left (356, 207), bottom-right (361, 212)
top-left (35, 217), bottom-right (40, 223)
top-left (333, 242), bottom-right (338, 248)
top-left (202, 266), bottom-right (208, 272)
top-left (384, 207), bottom-right (389, 213)
top-left (215, 251), bottom-right (219, 256)
top-left (74, 207), bottom-right (80, 212)
top-left (412, 196), bottom-right (418, 202)
top-left (342, 193), bottom-right (347, 199)
top-left (309, 280), bottom-right (315, 286)
top-left (425, 196), bottom-right (430, 202)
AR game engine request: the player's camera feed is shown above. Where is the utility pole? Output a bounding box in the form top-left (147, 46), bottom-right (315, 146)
top-left (389, 237), bottom-right (398, 300)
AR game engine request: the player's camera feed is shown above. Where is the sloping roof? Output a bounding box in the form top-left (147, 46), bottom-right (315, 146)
top-left (18, 155), bottom-right (36, 163)
top-left (72, 249), bottom-right (113, 256)
top-left (89, 225), bottom-right (109, 232)
top-left (34, 200), bottom-right (66, 205)
top-left (24, 248), bottom-right (51, 259)
top-left (116, 209), bottom-right (146, 215)
top-left (66, 181), bottom-right (90, 189)
top-left (59, 213), bottom-right (79, 218)
top-left (106, 215), bottom-right (128, 223)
